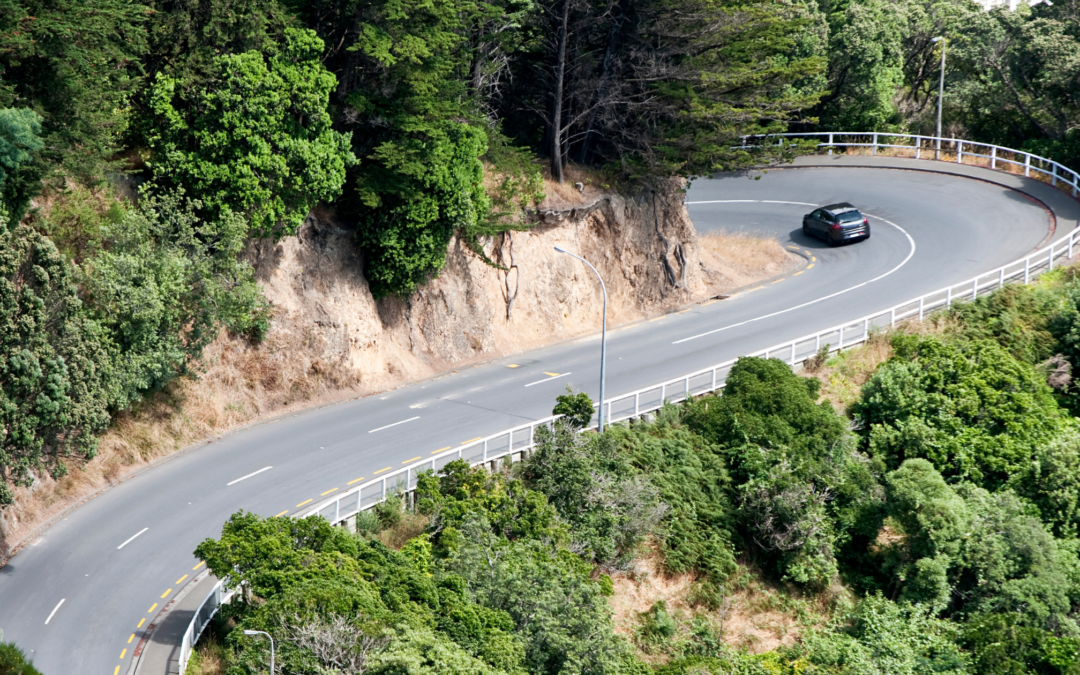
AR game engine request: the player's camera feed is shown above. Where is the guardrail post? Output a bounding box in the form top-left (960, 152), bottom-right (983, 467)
top-left (991, 146), bottom-right (997, 169)
top-left (828, 132), bottom-right (833, 156)
top-left (814, 334), bottom-right (820, 352)
top-left (1025, 154), bottom-right (1031, 177)
top-left (946, 287), bottom-right (952, 308)
top-left (1024, 258), bottom-right (1030, 284)
top-left (1049, 244), bottom-right (1054, 271)
top-left (918, 297), bottom-right (924, 320)
top-left (999, 268), bottom-right (1004, 289)
top-left (1052, 164), bottom-right (1058, 186)
top-left (838, 326), bottom-right (844, 349)
top-left (634, 392), bottom-right (640, 415)
top-left (972, 278), bottom-right (978, 300)
top-left (890, 308), bottom-right (895, 326)
top-left (872, 132), bottom-right (878, 156)
top-left (1071, 234), bottom-right (1075, 260)
top-left (957, 141), bottom-right (963, 163)
top-left (863, 317), bottom-right (869, 339)
top-left (790, 342), bottom-right (796, 364)
top-left (915, 135), bottom-right (921, 160)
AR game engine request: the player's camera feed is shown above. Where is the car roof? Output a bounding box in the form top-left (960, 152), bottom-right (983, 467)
top-left (822, 202), bottom-right (858, 215)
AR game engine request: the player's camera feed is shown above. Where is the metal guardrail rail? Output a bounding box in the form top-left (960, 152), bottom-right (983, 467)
top-left (177, 133), bottom-right (1080, 673)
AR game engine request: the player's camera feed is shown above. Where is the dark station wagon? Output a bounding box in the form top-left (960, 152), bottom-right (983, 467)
top-left (802, 202), bottom-right (871, 245)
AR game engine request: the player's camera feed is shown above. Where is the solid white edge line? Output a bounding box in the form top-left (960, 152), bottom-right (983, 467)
top-left (226, 465), bottom-right (273, 486)
top-left (686, 199), bottom-right (819, 206)
top-left (368, 416), bottom-right (421, 433)
top-left (672, 213), bottom-right (916, 345)
top-left (117, 527), bottom-right (149, 550)
top-left (44, 598), bottom-right (65, 625)
top-left (524, 372), bottom-right (572, 387)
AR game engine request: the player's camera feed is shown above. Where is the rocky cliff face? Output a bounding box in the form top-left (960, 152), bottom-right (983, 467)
top-left (243, 179), bottom-right (715, 398)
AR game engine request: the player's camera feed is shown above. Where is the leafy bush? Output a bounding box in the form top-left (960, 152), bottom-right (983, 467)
top-left (960, 613), bottom-right (1080, 675)
top-left (856, 336), bottom-right (1063, 488)
top-left (0, 641), bottom-right (43, 675)
top-left (553, 387), bottom-right (594, 430)
top-left (147, 28), bottom-right (354, 238)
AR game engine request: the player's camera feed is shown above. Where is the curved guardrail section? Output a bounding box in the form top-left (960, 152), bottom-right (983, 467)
top-left (177, 133), bottom-right (1080, 673)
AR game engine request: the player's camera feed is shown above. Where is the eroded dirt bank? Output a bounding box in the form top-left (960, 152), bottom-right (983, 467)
top-left (1, 180), bottom-right (798, 553)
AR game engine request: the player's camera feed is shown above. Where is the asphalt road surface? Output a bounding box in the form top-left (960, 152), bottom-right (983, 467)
top-left (0, 156), bottom-right (1067, 675)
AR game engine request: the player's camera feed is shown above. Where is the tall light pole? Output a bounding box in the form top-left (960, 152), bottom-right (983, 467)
top-left (554, 246), bottom-right (607, 433)
top-left (931, 36), bottom-right (947, 160)
top-left (243, 630), bottom-right (274, 674)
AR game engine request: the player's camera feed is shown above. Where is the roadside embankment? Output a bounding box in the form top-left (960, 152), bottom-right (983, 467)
top-left (0, 179), bottom-right (798, 553)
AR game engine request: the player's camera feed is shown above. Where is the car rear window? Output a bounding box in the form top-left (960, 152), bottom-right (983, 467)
top-left (836, 210), bottom-right (864, 222)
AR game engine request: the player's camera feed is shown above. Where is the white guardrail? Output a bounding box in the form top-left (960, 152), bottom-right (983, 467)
top-left (176, 132), bottom-right (1080, 673)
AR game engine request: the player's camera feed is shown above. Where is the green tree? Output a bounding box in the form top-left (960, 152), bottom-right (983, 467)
top-left (146, 27), bottom-right (354, 237)
top-left (0, 0), bottom-right (147, 208)
top-left (0, 225), bottom-right (113, 504)
top-left (552, 387), bottom-right (593, 429)
top-left (855, 336), bottom-right (1064, 488)
top-left (0, 107), bottom-right (43, 225)
top-left (0, 641), bottom-right (43, 675)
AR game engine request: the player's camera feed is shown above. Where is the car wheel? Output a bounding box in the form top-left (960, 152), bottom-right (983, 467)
top-left (802, 222), bottom-right (812, 238)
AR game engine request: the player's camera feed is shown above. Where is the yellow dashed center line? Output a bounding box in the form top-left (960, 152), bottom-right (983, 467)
top-left (803, 250), bottom-right (811, 255)
top-left (787, 244), bottom-right (800, 249)
top-left (432, 446), bottom-right (451, 454)
top-left (624, 323), bottom-right (639, 329)
top-left (374, 467), bottom-right (392, 475)
top-left (296, 498), bottom-right (313, 507)
top-left (460, 437), bottom-right (482, 445)
top-left (193, 561), bottom-right (205, 571)
top-left (114, 667), bottom-right (120, 675)
top-left (147, 603), bottom-right (158, 614)
top-left (648, 316), bottom-right (664, 322)
top-left (120, 649), bottom-right (126, 659)
top-left (772, 278), bottom-right (785, 284)
top-left (677, 308), bottom-right (691, 314)
top-left (160, 589), bottom-right (172, 599)
top-left (746, 286), bottom-right (764, 293)
top-left (175, 574), bottom-right (188, 585)
top-left (347, 476), bottom-right (366, 485)
top-left (542, 372), bottom-right (559, 377)
top-left (807, 264), bottom-right (815, 269)
top-left (137, 618), bottom-right (145, 629)
top-left (812, 256), bottom-right (817, 261)
top-left (128, 633), bottom-right (135, 644)
top-left (702, 300), bottom-right (716, 306)
top-left (793, 270), bottom-right (805, 276)
top-left (507, 364), bottom-right (520, 368)
top-left (320, 488), bottom-right (338, 496)
top-left (402, 456), bottom-right (421, 464)
top-left (274, 510), bottom-right (289, 517)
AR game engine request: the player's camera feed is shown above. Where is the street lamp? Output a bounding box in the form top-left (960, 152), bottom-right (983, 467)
top-left (243, 630), bottom-right (274, 674)
top-left (554, 246), bottom-right (608, 433)
top-left (931, 36), bottom-right (947, 159)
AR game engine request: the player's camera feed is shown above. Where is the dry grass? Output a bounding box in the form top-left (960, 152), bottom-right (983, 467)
top-left (537, 163), bottom-right (613, 210)
top-left (377, 511), bottom-right (430, 550)
top-left (185, 630), bottom-right (228, 675)
top-left (698, 230), bottom-right (791, 274)
top-left (608, 541), bottom-right (839, 660)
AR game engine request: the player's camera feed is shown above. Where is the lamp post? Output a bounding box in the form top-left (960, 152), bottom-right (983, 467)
top-left (931, 36), bottom-right (947, 160)
top-left (554, 246), bottom-right (607, 433)
top-left (243, 630), bottom-right (274, 674)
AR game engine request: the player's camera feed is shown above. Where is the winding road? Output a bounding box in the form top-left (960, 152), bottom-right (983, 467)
top-left (1, 155), bottom-right (1076, 675)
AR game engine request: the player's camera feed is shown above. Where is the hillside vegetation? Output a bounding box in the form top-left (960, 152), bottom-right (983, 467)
top-left (184, 269), bottom-right (1080, 674)
top-left (2, 0), bottom-right (1079, 516)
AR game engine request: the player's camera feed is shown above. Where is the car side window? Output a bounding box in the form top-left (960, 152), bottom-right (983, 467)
top-left (812, 209), bottom-right (824, 220)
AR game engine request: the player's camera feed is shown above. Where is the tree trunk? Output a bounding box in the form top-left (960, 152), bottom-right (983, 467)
top-left (576, 1), bottom-right (624, 164)
top-left (550, 0), bottom-right (571, 183)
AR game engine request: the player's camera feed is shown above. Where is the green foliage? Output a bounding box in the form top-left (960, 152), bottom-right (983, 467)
top-left (520, 422), bottom-right (665, 565)
top-left (0, 225), bottom-right (113, 503)
top-left (796, 593), bottom-right (968, 675)
top-left (856, 335), bottom-right (1064, 488)
top-left (0, 0), bottom-right (147, 183)
top-left (84, 189), bottom-right (270, 401)
top-left (961, 613), bottom-right (1080, 675)
top-left (608, 409), bottom-right (738, 586)
top-left (0, 641), bottom-right (43, 675)
top-left (683, 357), bottom-right (877, 588)
top-left (147, 27), bottom-right (354, 237)
top-left (552, 387), bottom-right (593, 430)
top-left (816, 0), bottom-right (906, 131)
top-left (0, 107), bottom-right (43, 226)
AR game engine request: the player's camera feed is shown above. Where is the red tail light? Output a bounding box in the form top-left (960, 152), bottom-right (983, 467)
top-left (831, 223), bottom-right (840, 230)
top-left (863, 218), bottom-right (868, 225)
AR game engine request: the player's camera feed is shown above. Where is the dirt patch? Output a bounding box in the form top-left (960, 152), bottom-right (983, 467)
top-left (609, 544), bottom-right (828, 657)
top-left (697, 230), bottom-right (800, 290)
